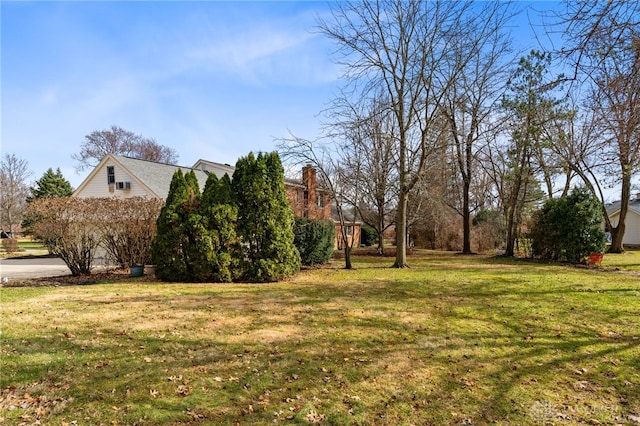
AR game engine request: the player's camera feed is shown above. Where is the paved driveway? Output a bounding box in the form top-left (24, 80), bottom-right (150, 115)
top-left (0, 256), bottom-right (70, 280)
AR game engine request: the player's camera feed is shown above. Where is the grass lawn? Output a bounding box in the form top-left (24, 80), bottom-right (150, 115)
top-left (0, 239), bottom-right (49, 258)
top-left (1, 250), bottom-right (639, 425)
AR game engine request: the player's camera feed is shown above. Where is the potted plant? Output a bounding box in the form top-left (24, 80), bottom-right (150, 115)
top-left (127, 219), bottom-right (154, 277)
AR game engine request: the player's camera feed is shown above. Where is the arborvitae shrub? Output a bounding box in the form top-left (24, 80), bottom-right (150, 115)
top-left (152, 169), bottom-right (191, 281)
top-left (202, 173), bottom-right (237, 282)
top-left (153, 154), bottom-right (301, 283)
top-left (294, 218), bottom-right (335, 266)
top-left (232, 152), bottom-right (300, 282)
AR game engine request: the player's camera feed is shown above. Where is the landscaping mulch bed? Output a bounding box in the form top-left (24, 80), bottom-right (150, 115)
top-left (0, 269), bottom-right (156, 288)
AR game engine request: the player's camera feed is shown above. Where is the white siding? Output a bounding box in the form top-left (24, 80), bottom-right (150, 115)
top-left (74, 161), bottom-right (155, 199)
top-left (608, 210), bottom-right (640, 245)
top-left (622, 211), bottom-right (640, 245)
top-left (192, 160), bottom-right (235, 178)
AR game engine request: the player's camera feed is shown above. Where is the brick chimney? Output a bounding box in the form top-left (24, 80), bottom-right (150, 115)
top-left (302, 164), bottom-right (317, 218)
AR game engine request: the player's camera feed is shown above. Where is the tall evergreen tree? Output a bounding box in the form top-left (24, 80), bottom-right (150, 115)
top-left (232, 152), bottom-right (300, 282)
top-left (152, 169), bottom-right (191, 281)
top-left (181, 170), bottom-right (212, 282)
top-left (202, 173), bottom-right (234, 206)
top-left (500, 50), bottom-right (563, 256)
top-left (184, 170), bottom-right (201, 196)
top-left (202, 173), bottom-right (237, 282)
top-left (27, 168), bottom-right (73, 202)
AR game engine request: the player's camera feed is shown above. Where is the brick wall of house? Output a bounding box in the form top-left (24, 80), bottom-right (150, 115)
top-left (286, 185), bottom-right (305, 217)
top-left (334, 223), bottom-right (362, 250)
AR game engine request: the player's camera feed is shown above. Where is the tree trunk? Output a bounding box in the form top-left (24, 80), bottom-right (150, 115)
top-left (608, 171), bottom-right (631, 253)
top-left (7, 212), bottom-right (14, 238)
top-left (461, 177), bottom-right (472, 254)
top-left (393, 133), bottom-right (409, 268)
top-left (504, 176), bottom-right (521, 257)
top-left (393, 192), bottom-right (408, 268)
top-left (609, 223), bottom-right (626, 253)
top-left (344, 245), bottom-right (353, 269)
top-left (377, 213), bottom-right (385, 255)
top-left (505, 206), bottom-right (517, 257)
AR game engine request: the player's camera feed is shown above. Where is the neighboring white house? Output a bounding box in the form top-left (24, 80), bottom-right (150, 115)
top-left (73, 154), bottom-right (231, 199)
top-left (605, 195), bottom-right (640, 247)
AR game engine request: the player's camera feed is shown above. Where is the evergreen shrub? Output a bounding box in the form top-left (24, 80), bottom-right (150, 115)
top-left (294, 217), bottom-right (335, 266)
top-left (530, 187), bottom-right (606, 264)
top-left (360, 226), bottom-right (378, 247)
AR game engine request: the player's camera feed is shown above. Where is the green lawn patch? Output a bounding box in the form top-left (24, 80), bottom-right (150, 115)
top-left (602, 248), bottom-right (640, 272)
top-left (1, 239), bottom-right (49, 258)
top-left (1, 250), bottom-right (639, 425)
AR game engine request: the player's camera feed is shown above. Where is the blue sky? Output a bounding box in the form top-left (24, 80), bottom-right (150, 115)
top-left (2, 1), bottom-right (551, 189)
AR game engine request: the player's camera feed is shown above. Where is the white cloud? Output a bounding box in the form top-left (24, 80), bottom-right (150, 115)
top-left (179, 11), bottom-right (339, 87)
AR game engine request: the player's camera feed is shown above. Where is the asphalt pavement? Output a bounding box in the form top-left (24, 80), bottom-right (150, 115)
top-left (0, 256), bottom-right (70, 280)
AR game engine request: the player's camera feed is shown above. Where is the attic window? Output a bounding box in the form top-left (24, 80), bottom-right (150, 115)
top-left (107, 166), bottom-right (115, 184)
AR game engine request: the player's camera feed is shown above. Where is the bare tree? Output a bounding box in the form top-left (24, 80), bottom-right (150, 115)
top-left (0, 153), bottom-right (31, 237)
top-left (547, 100), bottom-right (618, 238)
top-left (98, 197), bottom-right (164, 268)
top-left (277, 135), bottom-right (361, 269)
top-left (557, 1), bottom-right (640, 83)
top-left (442, 1), bottom-right (514, 254)
top-left (555, 1), bottom-right (640, 253)
top-left (586, 40), bottom-right (640, 252)
top-left (334, 95), bottom-right (399, 255)
top-left (73, 125), bottom-right (179, 171)
top-left (318, 0), bottom-right (481, 267)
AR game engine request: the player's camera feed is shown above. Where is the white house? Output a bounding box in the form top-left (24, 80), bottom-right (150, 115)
top-left (605, 196), bottom-right (640, 246)
top-left (73, 154), bottom-right (231, 199)
top-left (73, 154), bottom-right (358, 249)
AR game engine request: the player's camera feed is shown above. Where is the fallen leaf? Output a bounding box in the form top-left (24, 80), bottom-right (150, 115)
top-left (306, 410), bottom-right (325, 424)
top-left (176, 385), bottom-right (191, 396)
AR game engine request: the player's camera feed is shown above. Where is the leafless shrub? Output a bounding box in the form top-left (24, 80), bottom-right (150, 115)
top-left (1, 238), bottom-right (19, 254)
top-left (24, 197), bottom-right (163, 275)
top-left (99, 198), bottom-right (163, 268)
top-left (25, 197), bottom-right (103, 276)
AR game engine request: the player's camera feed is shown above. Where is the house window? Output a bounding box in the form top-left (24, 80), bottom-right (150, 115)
top-left (345, 225), bottom-right (353, 236)
top-left (317, 194), bottom-right (325, 208)
top-left (107, 166), bottom-right (115, 184)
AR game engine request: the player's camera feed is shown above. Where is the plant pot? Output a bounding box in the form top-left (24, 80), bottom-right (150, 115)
top-left (130, 265), bottom-right (144, 277)
top-left (144, 265), bottom-right (155, 276)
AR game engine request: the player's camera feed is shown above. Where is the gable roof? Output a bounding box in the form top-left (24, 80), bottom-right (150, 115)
top-left (73, 154), bottom-right (210, 200)
top-left (605, 198), bottom-right (640, 217)
top-left (191, 159), bottom-right (235, 177)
